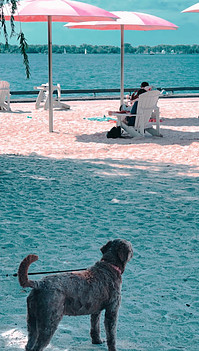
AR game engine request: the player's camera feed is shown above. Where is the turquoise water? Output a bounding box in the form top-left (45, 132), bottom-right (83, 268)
top-left (1, 53), bottom-right (199, 92)
top-left (0, 155), bottom-right (199, 350)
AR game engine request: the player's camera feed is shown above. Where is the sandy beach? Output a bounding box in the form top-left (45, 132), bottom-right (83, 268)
top-left (0, 97), bottom-right (199, 351)
top-left (0, 97), bottom-right (199, 172)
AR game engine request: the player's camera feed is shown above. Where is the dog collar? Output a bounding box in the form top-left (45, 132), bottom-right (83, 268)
top-left (101, 260), bottom-right (122, 275)
top-left (109, 264), bottom-right (122, 275)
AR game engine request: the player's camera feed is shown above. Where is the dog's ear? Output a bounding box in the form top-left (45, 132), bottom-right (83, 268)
top-left (100, 241), bottom-right (113, 254)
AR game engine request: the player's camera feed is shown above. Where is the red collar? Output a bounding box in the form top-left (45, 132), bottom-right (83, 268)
top-left (101, 260), bottom-right (122, 275)
top-left (109, 264), bottom-right (122, 275)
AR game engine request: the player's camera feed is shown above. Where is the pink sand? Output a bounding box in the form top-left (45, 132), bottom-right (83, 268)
top-left (1, 97), bottom-right (199, 176)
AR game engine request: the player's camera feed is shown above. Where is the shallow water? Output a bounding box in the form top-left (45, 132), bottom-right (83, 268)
top-left (0, 155), bottom-right (199, 351)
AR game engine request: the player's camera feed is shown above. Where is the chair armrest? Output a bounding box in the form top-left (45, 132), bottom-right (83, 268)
top-left (108, 110), bottom-right (136, 117)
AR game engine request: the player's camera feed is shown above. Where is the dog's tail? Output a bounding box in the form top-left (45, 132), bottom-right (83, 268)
top-left (18, 254), bottom-right (38, 288)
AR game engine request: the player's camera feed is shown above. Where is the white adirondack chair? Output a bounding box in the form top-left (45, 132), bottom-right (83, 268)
top-left (0, 81), bottom-right (11, 111)
top-left (34, 83), bottom-right (70, 110)
top-left (109, 90), bottom-right (161, 137)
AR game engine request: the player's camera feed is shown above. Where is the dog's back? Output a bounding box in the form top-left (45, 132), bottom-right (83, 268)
top-left (19, 257), bottom-right (122, 316)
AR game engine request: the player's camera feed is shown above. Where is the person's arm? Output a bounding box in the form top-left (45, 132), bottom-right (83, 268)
top-left (130, 90), bottom-right (139, 101)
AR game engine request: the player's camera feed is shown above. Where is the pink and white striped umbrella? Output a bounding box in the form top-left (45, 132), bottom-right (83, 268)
top-left (182, 3), bottom-right (199, 13)
top-left (3, 0), bottom-right (118, 22)
top-left (65, 11), bottom-right (177, 30)
top-left (3, 0), bottom-right (118, 132)
top-left (65, 11), bottom-right (178, 105)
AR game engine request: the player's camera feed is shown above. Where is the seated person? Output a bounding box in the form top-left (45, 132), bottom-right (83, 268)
top-left (120, 82), bottom-right (151, 126)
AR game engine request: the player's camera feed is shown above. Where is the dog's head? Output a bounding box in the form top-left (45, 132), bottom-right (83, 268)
top-left (100, 239), bottom-right (133, 273)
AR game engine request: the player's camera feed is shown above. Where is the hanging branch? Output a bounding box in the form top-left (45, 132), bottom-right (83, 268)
top-left (0, 10), bottom-right (9, 47)
top-left (0, 0), bottom-right (31, 78)
top-left (10, 0), bottom-right (17, 36)
top-left (18, 31), bottom-right (30, 78)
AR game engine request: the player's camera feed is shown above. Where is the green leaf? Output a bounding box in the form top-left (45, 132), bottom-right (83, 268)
top-left (0, 0), bottom-right (31, 78)
top-left (18, 31), bottom-right (31, 78)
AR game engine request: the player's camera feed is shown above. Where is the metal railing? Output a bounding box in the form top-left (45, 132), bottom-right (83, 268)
top-left (9, 86), bottom-right (199, 102)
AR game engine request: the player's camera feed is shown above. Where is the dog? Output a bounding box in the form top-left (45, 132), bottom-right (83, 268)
top-left (18, 239), bottom-right (133, 351)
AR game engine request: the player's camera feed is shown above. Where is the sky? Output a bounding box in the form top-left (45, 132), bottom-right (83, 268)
top-left (2, 0), bottom-right (199, 47)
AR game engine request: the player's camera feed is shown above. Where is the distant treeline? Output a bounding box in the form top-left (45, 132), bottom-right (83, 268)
top-left (1, 42), bottom-right (199, 54)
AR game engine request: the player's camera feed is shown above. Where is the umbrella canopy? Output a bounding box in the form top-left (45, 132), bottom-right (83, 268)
top-left (182, 3), bottom-right (199, 13)
top-left (65, 11), bottom-right (178, 30)
top-left (65, 11), bottom-right (178, 105)
top-left (3, 0), bottom-right (118, 132)
top-left (3, 0), bottom-right (119, 22)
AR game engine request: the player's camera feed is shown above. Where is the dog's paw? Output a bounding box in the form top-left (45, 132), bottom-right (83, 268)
top-left (92, 338), bottom-right (104, 344)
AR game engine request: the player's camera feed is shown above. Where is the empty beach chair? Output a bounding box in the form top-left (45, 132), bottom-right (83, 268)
top-left (108, 90), bottom-right (161, 137)
top-left (0, 81), bottom-right (11, 111)
top-left (34, 83), bottom-right (70, 110)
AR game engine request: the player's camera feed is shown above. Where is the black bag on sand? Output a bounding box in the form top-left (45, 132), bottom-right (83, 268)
top-left (107, 126), bottom-right (121, 138)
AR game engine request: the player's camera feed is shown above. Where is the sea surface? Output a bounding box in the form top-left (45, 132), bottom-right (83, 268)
top-left (1, 53), bottom-right (199, 92)
top-left (0, 155), bottom-right (199, 351)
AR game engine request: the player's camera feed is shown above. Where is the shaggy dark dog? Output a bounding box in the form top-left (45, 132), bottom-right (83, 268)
top-left (18, 239), bottom-right (133, 351)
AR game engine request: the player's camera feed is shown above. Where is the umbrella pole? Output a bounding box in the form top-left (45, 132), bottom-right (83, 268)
top-left (48, 15), bottom-right (53, 132)
top-left (120, 25), bottom-right (124, 107)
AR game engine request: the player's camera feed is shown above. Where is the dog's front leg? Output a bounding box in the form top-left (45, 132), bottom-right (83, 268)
top-left (104, 307), bottom-right (119, 351)
top-left (90, 312), bottom-right (103, 344)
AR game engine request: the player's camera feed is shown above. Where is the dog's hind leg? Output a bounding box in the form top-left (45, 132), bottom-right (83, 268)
top-left (90, 312), bottom-right (103, 344)
top-left (28, 313), bottom-right (63, 351)
top-left (25, 294), bottom-right (38, 351)
top-left (27, 298), bottom-right (64, 351)
top-left (26, 313), bottom-right (38, 350)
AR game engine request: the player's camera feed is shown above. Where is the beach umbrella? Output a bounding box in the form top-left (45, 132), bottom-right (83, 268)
top-left (65, 11), bottom-right (178, 105)
top-left (3, 0), bottom-right (118, 132)
top-left (182, 3), bottom-right (199, 13)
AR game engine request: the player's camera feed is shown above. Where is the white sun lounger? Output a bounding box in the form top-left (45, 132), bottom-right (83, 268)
top-left (34, 83), bottom-right (70, 110)
top-left (109, 90), bottom-right (162, 137)
top-left (0, 81), bottom-right (11, 111)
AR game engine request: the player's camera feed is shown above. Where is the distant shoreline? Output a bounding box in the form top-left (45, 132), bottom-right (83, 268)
top-left (1, 43), bottom-right (199, 55)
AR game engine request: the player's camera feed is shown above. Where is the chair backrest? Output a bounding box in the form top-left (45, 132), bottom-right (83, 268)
top-left (135, 90), bottom-right (160, 130)
top-left (0, 81), bottom-right (10, 89)
top-left (0, 81), bottom-right (10, 103)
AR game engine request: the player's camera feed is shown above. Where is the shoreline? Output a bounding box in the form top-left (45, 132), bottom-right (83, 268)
top-left (2, 46), bottom-right (199, 55)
